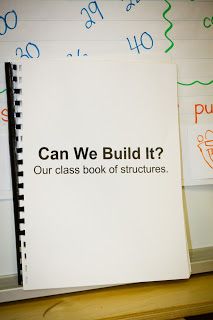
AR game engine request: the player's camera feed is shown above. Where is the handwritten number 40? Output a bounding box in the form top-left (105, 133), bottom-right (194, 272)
top-left (81, 1), bottom-right (103, 29)
top-left (16, 42), bottom-right (40, 59)
top-left (0, 10), bottom-right (17, 35)
top-left (127, 33), bottom-right (154, 54)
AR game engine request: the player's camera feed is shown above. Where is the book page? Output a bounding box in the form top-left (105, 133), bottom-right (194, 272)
top-left (20, 60), bottom-right (190, 289)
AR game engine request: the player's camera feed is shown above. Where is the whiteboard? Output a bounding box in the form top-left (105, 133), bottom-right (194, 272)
top-left (0, 0), bottom-right (212, 276)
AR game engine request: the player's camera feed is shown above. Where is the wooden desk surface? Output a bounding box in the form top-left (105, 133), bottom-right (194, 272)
top-left (0, 273), bottom-right (213, 320)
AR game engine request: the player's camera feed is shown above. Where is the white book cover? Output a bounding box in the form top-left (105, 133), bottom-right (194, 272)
top-left (17, 60), bottom-right (190, 290)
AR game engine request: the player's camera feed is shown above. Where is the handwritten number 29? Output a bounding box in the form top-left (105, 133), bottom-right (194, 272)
top-left (81, 1), bottom-right (103, 29)
top-left (16, 42), bottom-right (40, 59)
top-left (0, 10), bottom-right (17, 35)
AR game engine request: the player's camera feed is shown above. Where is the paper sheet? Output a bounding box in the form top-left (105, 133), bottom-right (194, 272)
top-left (0, 63), bottom-right (12, 199)
top-left (0, 134), bottom-right (11, 194)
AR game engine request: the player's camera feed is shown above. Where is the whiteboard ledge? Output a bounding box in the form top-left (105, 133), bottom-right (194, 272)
top-left (0, 246), bottom-right (213, 303)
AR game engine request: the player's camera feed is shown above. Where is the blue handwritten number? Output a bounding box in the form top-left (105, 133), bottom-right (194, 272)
top-left (81, 1), bottom-right (103, 29)
top-left (124, 0), bottom-right (141, 12)
top-left (67, 49), bottom-right (88, 57)
top-left (127, 32), bottom-right (153, 54)
top-left (0, 10), bottom-right (17, 35)
top-left (16, 42), bottom-right (40, 59)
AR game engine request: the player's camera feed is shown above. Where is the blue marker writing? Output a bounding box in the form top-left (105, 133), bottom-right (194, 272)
top-left (0, 10), bottom-right (17, 36)
top-left (16, 42), bottom-right (40, 59)
top-left (127, 32), bottom-right (154, 54)
top-left (81, 1), bottom-right (104, 29)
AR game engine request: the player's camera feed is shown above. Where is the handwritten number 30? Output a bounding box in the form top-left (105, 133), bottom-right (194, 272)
top-left (16, 42), bottom-right (40, 59)
top-left (0, 10), bottom-right (17, 35)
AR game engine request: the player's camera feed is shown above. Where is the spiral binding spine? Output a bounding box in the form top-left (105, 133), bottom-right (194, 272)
top-left (5, 63), bottom-right (25, 285)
